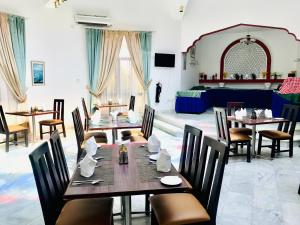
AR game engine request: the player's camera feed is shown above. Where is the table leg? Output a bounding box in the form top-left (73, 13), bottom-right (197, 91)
top-left (32, 116), bottom-right (36, 142)
top-left (112, 129), bottom-right (118, 144)
top-left (252, 125), bottom-right (256, 155)
top-left (123, 196), bottom-right (132, 225)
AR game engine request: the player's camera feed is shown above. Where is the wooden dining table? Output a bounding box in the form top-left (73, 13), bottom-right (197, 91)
top-left (88, 117), bottom-right (142, 144)
top-left (6, 110), bottom-right (57, 142)
top-left (94, 103), bottom-right (128, 114)
top-left (228, 116), bottom-right (288, 155)
top-left (64, 143), bottom-right (191, 225)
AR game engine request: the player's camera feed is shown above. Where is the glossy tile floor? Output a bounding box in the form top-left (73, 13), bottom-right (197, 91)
top-left (0, 110), bottom-right (300, 225)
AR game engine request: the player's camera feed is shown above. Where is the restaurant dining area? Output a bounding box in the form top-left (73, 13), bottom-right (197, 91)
top-left (1, 1), bottom-right (300, 225)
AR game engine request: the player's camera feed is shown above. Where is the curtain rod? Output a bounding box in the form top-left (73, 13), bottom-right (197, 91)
top-left (0, 11), bottom-right (25, 19)
top-left (84, 26), bottom-right (154, 33)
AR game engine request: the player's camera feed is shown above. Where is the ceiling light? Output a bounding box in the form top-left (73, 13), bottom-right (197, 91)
top-left (240, 35), bottom-right (256, 45)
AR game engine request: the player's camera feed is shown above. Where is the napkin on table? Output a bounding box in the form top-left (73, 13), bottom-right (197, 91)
top-left (156, 149), bottom-right (171, 172)
top-left (128, 110), bottom-right (138, 123)
top-left (265, 109), bottom-right (273, 118)
top-left (235, 108), bottom-right (247, 120)
top-left (110, 111), bottom-right (119, 121)
top-left (91, 110), bottom-right (101, 124)
top-left (148, 134), bottom-right (161, 153)
top-left (79, 154), bottom-right (97, 177)
top-left (84, 136), bottom-right (98, 156)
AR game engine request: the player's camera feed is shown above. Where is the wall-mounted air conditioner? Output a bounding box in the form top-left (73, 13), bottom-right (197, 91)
top-left (74, 14), bottom-right (112, 27)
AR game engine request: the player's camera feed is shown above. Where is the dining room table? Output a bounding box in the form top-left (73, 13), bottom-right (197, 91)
top-left (88, 116), bottom-right (142, 144)
top-left (94, 103), bottom-right (128, 114)
top-left (6, 109), bottom-right (58, 142)
top-left (64, 143), bottom-right (191, 225)
top-left (228, 116), bottom-right (288, 155)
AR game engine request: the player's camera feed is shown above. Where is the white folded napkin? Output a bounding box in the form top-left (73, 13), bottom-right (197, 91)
top-left (91, 110), bottom-right (101, 124)
top-left (115, 139), bottom-right (130, 146)
top-left (156, 149), bottom-right (171, 172)
top-left (110, 110), bottom-right (119, 121)
top-left (148, 134), bottom-right (161, 153)
top-left (265, 109), bottom-right (273, 118)
top-left (84, 136), bottom-right (98, 156)
top-left (128, 110), bottom-right (138, 123)
top-left (79, 154), bottom-right (97, 177)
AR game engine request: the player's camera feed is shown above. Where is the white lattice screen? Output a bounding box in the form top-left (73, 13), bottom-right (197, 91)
top-left (224, 42), bottom-right (267, 76)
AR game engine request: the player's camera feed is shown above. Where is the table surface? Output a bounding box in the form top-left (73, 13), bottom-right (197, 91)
top-left (64, 144), bottom-right (191, 199)
top-left (95, 103), bottom-right (128, 108)
top-left (6, 110), bottom-right (57, 117)
top-left (227, 116), bottom-right (288, 125)
top-left (88, 117), bottom-right (142, 130)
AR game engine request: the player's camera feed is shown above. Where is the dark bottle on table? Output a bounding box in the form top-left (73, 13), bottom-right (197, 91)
top-left (250, 109), bottom-right (257, 119)
top-left (119, 144), bottom-right (128, 164)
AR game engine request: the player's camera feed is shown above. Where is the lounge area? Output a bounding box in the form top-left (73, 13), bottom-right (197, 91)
top-left (1, 1), bottom-right (300, 225)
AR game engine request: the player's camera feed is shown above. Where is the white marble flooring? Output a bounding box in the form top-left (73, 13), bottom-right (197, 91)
top-left (0, 110), bottom-right (300, 225)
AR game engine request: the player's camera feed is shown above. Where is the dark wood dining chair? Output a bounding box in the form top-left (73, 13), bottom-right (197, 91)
top-left (227, 101), bottom-right (252, 135)
top-left (82, 97), bottom-right (91, 131)
top-left (118, 95), bottom-right (136, 117)
top-left (214, 107), bottom-right (251, 162)
top-left (72, 107), bottom-right (108, 162)
top-left (150, 136), bottom-right (227, 225)
top-left (29, 142), bottom-right (114, 225)
top-left (121, 105), bottom-right (155, 142)
top-left (0, 105), bottom-right (28, 152)
top-left (257, 104), bottom-right (299, 158)
top-left (39, 99), bottom-right (66, 139)
top-left (50, 129), bottom-right (69, 191)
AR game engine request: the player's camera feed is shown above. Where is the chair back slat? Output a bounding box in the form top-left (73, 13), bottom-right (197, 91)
top-left (227, 102), bottom-right (245, 128)
top-left (82, 98), bottom-right (90, 130)
top-left (143, 106), bottom-right (155, 140)
top-left (278, 104), bottom-right (300, 135)
top-left (214, 107), bottom-right (230, 144)
top-left (129, 96), bottom-right (135, 111)
top-left (0, 105), bottom-right (8, 134)
top-left (29, 142), bottom-right (64, 225)
top-left (179, 125), bottom-right (203, 186)
top-left (50, 130), bottom-right (70, 191)
top-left (141, 105), bottom-right (149, 134)
top-left (72, 108), bottom-right (85, 162)
top-left (194, 136), bottom-right (227, 224)
top-left (53, 99), bottom-right (64, 121)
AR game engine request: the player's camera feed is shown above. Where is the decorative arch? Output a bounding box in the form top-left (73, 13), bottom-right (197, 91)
top-left (220, 38), bottom-right (271, 80)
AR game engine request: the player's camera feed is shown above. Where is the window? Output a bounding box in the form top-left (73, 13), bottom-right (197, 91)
top-left (99, 37), bottom-right (144, 112)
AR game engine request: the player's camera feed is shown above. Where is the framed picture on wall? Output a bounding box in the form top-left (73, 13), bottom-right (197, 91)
top-left (31, 61), bottom-right (45, 85)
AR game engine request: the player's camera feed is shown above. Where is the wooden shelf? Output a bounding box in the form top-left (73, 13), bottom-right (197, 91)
top-left (199, 79), bottom-right (284, 84)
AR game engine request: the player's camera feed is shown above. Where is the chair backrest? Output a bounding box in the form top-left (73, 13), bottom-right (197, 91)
top-left (278, 104), bottom-right (300, 136)
top-left (214, 107), bottom-right (230, 144)
top-left (179, 125), bottom-right (203, 186)
top-left (0, 105), bottom-right (8, 134)
top-left (227, 102), bottom-right (245, 128)
top-left (29, 142), bottom-right (64, 225)
top-left (50, 130), bottom-right (70, 191)
top-left (129, 96), bottom-right (135, 111)
top-left (72, 107), bottom-right (85, 162)
top-left (53, 99), bottom-right (64, 121)
top-left (141, 105), bottom-right (155, 140)
top-left (194, 136), bottom-right (227, 224)
top-left (82, 97), bottom-right (90, 130)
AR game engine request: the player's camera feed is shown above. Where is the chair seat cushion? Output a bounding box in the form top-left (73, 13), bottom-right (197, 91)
top-left (230, 133), bottom-right (251, 142)
top-left (39, 119), bottom-right (63, 125)
top-left (229, 127), bottom-right (252, 135)
top-left (117, 112), bottom-right (128, 117)
top-left (258, 130), bottom-right (291, 139)
top-left (56, 198), bottom-right (113, 225)
top-left (150, 193), bottom-right (210, 225)
top-left (8, 125), bottom-right (28, 133)
top-left (130, 135), bottom-right (147, 143)
top-left (121, 129), bottom-right (143, 137)
top-left (81, 132), bottom-right (108, 148)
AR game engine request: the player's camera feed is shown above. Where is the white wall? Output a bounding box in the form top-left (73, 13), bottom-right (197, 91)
top-left (181, 0), bottom-right (300, 52)
top-left (0, 0), bottom-right (182, 126)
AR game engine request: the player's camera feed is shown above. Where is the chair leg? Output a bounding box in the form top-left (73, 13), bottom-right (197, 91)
top-left (145, 194), bottom-right (150, 216)
top-left (50, 126), bottom-right (53, 136)
top-left (13, 133), bottom-right (18, 145)
top-left (24, 131), bottom-right (28, 147)
top-left (246, 141), bottom-right (251, 163)
top-left (5, 134), bottom-right (10, 152)
top-left (40, 124), bottom-right (43, 140)
top-left (257, 134), bottom-right (262, 155)
top-left (298, 184), bottom-right (300, 195)
top-left (289, 138), bottom-right (293, 157)
top-left (62, 123), bottom-right (66, 137)
top-left (277, 140), bottom-right (280, 154)
top-left (271, 140), bottom-right (276, 158)
top-left (151, 208), bottom-right (159, 225)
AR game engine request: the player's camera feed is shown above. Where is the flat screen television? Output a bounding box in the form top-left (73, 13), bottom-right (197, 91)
top-left (155, 53), bottom-right (175, 67)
